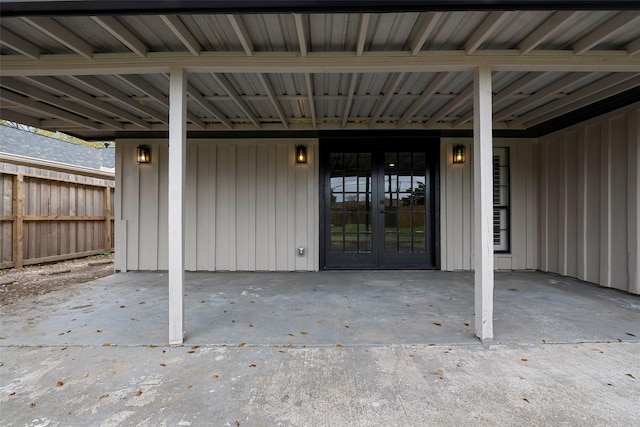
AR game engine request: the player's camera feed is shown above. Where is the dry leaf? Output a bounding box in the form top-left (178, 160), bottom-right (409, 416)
top-left (212, 375), bottom-right (219, 379)
top-left (249, 364), bottom-right (257, 367)
top-left (98, 393), bottom-right (109, 400)
top-left (464, 323), bottom-right (470, 327)
top-left (300, 331), bottom-right (308, 336)
top-left (618, 339), bottom-right (623, 343)
top-left (56, 381), bottom-right (64, 387)
top-left (249, 324), bottom-right (254, 327)
top-left (120, 305), bottom-right (126, 308)
top-left (187, 385), bottom-right (192, 389)
top-left (428, 343), bottom-right (436, 346)
top-left (432, 370), bottom-right (444, 376)
top-left (159, 363), bottom-right (167, 367)
top-left (626, 333), bottom-right (636, 337)
top-left (523, 398), bottom-right (530, 403)
top-left (149, 344), bottom-right (157, 348)
top-left (30, 403), bottom-right (36, 408)
top-left (433, 322), bottom-right (442, 327)
top-left (97, 329), bottom-right (102, 333)
top-left (345, 325), bottom-right (350, 328)
top-left (102, 343), bottom-right (111, 347)
top-left (135, 391), bottom-right (142, 397)
top-left (607, 383), bottom-right (614, 386)
top-left (541, 339), bottom-right (547, 344)
top-left (191, 345), bottom-right (200, 349)
top-left (238, 343), bottom-right (246, 347)
top-left (521, 359), bottom-right (528, 362)
top-left (336, 343), bottom-right (344, 347)
top-left (278, 350), bottom-right (285, 353)
top-left (187, 350), bottom-right (195, 354)
top-left (626, 373), bottom-right (636, 379)
top-left (9, 391), bottom-right (16, 396)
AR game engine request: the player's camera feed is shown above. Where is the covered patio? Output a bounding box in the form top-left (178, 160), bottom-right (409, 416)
top-left (2, 271), bottom-right (638, 347)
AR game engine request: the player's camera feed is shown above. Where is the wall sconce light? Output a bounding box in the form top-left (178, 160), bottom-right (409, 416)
top-left (137, 145), bottom-right (151, 164)
top-left (453, 145), bottom-right (465, 164)
top-left (296, 145), bottom-right (307, 164)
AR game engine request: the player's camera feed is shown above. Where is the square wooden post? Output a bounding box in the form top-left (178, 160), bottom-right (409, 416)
top-left (474, 65), bottom-right (494, 342)
top-left (12, 174), bottom-right (24, 269)
top-left (169, 67), bottom-right (187, 345)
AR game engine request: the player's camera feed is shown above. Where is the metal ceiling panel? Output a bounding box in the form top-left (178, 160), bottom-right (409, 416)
top-left (118, 15), bottom-right (187, 52)
top-left (308, 13), bottom-right (360, 52)
top-left (366, 12), bottom-right (420, 51)
top-left (241, 14), bottom-right (297, 52)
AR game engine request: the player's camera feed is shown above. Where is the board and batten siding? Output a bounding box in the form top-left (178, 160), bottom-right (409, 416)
top-left (539, 103), bottom-right (640, 295)
top-left (440, 138), bottom-right (539, 271)
top-left (115, 139), bottom-right (319, 272)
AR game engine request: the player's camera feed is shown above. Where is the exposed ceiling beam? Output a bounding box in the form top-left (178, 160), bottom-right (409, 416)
top-left (494, 72), bottom-right (593, 122)
top-left (293, 13), bottom-right (308, 57)
top-left (3, 51), bottom-right (640, 76)
top-left (0, 88), bottom-right (99, 129)
top-left (90, 16), bottom-right (148, 58)
top-left (304, 73), bottom-right (316, 129)
top-left (0, 27), bottom-right (41, 59)
top-left (341, 73), bottom-right (358, 128)
top-left (396, 72), bottom-right (451, 127)
top-left (519, 11), bottom-right (580, 55)
top-left (369, 72), bottom-right (405, 128)
top-left (0, 109), bottom-right (42, 128)
top-left (227, 14), bottom-right (254, 57)
top-left (464, 11), bottom-right (510, 54)
top-left (626, 38), bottom-right (640, 56)
top-left (356, 13), bottom-right (370, 57)
top-left (511, 73), bottom-right (639, 127)
top-left (21, 17), bottom-right (93, 59)
top-left (211, 73), bottom-right (261, 129)
top-left (452, 71), bottom-right (547, 127)
top-left (523, 75), bottom-right (640, 128)
top-left (1, 77), bottom-right (123, 129)
top-left (160, 15), bottom-right (201, 56)
top-left (257, 73), bottom-right (289, 129)
top-left (25, 76), bottom-right (151, 129)
top-left (410, 12), bottom-right (443, 56)
top-left (425, 85), bottom-right (473, 128)
top-left (72, 75), bottom-right (168, 124)
top-left (185, 85), bottom-right (233, 129)
top-left (573, 11), bottom-right (640, 55)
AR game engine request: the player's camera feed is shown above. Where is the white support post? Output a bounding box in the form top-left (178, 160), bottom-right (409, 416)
top-left (474, 65), bottom-right (494, 342)
top-left (169, 67), bottom-right (187, 344)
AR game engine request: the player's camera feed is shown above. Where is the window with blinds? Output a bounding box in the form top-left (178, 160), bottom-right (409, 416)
top-left (493, 147), bottom-right (510, 252)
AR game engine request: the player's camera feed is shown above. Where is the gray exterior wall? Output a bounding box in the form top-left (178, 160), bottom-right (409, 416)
top-left (538, 103), bottom-right (640, 294)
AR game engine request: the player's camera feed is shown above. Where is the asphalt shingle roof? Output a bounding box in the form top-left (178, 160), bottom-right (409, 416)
top-left (0, 125), bottom-right (114, 170)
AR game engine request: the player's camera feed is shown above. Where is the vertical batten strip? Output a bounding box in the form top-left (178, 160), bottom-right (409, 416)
top-left (473, 65), bottom-right (494, 342)
top-left (629, 109), bottom-right (640, 294)
top-left (168, 67), bottom-right (187, 345)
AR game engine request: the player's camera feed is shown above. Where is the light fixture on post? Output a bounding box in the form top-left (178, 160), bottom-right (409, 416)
top-left (453, 145), bottom-right (465, 164)
top-left (296, 145), bottom-right (307, 164)
top-left (137, 145), bottom-right (151, 164)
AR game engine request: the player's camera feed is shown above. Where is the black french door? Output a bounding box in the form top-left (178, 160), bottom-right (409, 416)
top-left (321, 139), bottom-right (439, 269)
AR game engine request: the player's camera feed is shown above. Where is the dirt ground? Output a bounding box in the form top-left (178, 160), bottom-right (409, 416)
top-left (0, 254), bottom-right (114, 305)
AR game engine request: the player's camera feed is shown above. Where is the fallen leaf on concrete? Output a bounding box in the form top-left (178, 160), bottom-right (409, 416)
top-left (249, 364), bottom-right (256, 367)
top-left (187, 385), bottom-right (192, 389)
top-left (96, 329), bottom-right (102, 333)
top-left (618, 339), bottom-right (623, 343)
top-left (160, 363), bottom-right (166, 367)
top-left (523, 398), bottom-right (530, 403)
top-left (187, 350), bottom-right (195, 354)
top-left (56, 381), bottom-right (64, 387)
top-left (521, 359), bottom-right (528, 362)
top-left (135, 391), bottom-right (142, 396)
top-left (98, 393), bottom-right (109, 400)
top-left (300, 331), bottom-right (308, 336)
top-left (249, 324), bottom-right (254, 327)
top-left (191, 345), bottom-right (200, 349)
top-left (212, 375), bottom-right (219, 379)
top-left (278, 350), bottom-right (285, 353)
top-left (336, 343), bottom-right (344, 347)
top-left (102, 343), bottom-right (111, 347)
top-left (61, 346), bottom-right (68, 351)
top-left (9, 391), bottom-right (16, 396)
top-left (627, 333), bottom-right (636, 337)
top-left (120, 305), bottom-right (126, 308)
top-left (30, 403), bottom-right (36, 408)
top-left (433, 322), bottom-right (442, 327)
top-left (431, 370), bottom-right (444, 376)
top-left (288, 333), bottom-right (294, 337)
top-left (541, 339), bottom-right (547, 344)
top-left (464, 323), bottom-right (470, 327)
top-left (238, 343), bottom-right (246, 347)
top-left (626, 373), bottom-right (636, 379)
top-left (83, 372), bottom-right (89, 378)
top-left (345, 325), bottom-right (350, 328)
top-left (149, 344), bottom-right (157, 348)
top-left (607, 383), bottom-right (614, 386)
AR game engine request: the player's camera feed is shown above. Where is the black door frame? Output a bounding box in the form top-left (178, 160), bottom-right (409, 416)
top-left (319, 136), bottom-right (441, 269)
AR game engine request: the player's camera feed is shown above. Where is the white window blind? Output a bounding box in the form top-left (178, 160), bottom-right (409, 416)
top-left (493, 147), bottom-right (509, 252)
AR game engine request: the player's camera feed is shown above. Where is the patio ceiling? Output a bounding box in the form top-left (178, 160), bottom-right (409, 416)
top-left (1, 4), bottom-right (640, 139)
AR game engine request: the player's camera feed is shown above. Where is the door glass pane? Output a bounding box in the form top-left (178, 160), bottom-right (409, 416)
top-left (385, 233), bottom-right (397, 253)
top-left (329, 152), bottom-right (372, 254)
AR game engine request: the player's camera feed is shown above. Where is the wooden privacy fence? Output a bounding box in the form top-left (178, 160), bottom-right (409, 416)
top-left (0, 169), bottom-right (114, 269)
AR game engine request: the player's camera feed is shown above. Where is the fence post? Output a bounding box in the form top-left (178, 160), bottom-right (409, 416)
top-left (104, 186), bottom-right (112, 252)
top-left (12, 174), bottom-right (24, 269)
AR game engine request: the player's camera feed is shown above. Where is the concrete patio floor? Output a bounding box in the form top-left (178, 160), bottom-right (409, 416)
top-left (1, 271), bottom-right (639, 426)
